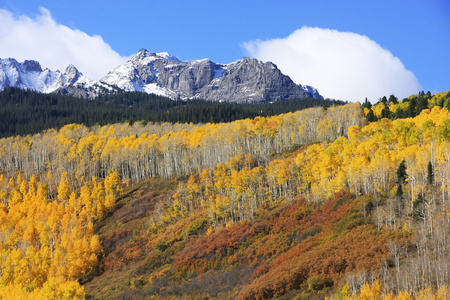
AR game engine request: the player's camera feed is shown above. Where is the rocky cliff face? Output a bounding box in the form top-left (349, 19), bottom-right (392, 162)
top-left (193, 58), bottom-right (309, 103)
top-left (0, 49), bottom-right (321, 102)
top-left (99, 49), bottom-right (320, 103)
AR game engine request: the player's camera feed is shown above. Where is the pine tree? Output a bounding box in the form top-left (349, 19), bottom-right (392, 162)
top-left (395, 160), bottom-right (407, 216)
top-left (396, 160), bottom-right (407, 185)
top-left (362, 97), bottom-right (372, 109)
top-left (427, 161), bottom-right (433, 185)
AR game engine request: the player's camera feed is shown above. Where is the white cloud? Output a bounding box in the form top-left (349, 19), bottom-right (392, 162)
top-left (243, 27), bottom-right (422, 102)
top-left (0, 8), bottom-right (128, 80)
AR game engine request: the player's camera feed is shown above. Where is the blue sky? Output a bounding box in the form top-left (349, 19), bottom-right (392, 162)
top-left (0, 0), bottom-right (448, 102)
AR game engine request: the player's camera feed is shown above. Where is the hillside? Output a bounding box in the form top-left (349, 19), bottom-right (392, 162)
top-left (0, 93), bottom-right (449, 299)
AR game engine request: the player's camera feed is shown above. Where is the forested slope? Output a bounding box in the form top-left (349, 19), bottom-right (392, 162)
top-left (0, 87), bottom-right (345, 138)
top-left (0, 92), bottom-right (449, 299)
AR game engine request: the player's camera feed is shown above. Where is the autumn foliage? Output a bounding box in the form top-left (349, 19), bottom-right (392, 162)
top-left (0, 92), bottom-right (449, 299)
top-left (0, 172), bottom-right (120, 298)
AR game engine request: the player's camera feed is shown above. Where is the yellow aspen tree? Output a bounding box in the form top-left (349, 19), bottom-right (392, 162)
top-left (91, 178), bottom-right (105, 218)
top-left (19, 179), bottom-right (27, 198)
top-left (395, 291), bottom-right (413, 300)
top-left (38, 277), bottom-right (85, 300)
top-left (358, 280), bottom-right (382, 300)
top-left (89, 234), bottom-right (101, 265)
top-left (9, 189), bottom-right (23, 207)
top-left (79, 183), bottom-right (92, 218)
top-left (68, 191), bottom-right (79, 215)
top-left (104, 171), bottom-right (120, 210)
top-left (57, 172), bottom-right (71, 203)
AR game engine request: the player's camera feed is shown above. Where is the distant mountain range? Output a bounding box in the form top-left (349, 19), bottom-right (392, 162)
top-left (0, 49), bottom-right (321, 103)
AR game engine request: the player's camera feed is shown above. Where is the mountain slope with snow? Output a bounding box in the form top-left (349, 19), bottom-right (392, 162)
top-left (0, 49), bottom-right (322, 102)
top-left (0, 58), bottom-right (97, 97)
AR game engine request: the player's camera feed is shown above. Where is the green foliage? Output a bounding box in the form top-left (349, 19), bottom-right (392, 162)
top-left (335, 283), bottom-right (352, 299)
top-left (396, 183), bottom-right (404, 199)
top-left (396, 160), bottom-right (407, 185)
top-left (395, 161), bottom-right (407, 216)
top-left (444, 97), bottom-right (450, 110)
top-left (155, 242), bottom-right (168, 252)
top-left (389, 94), bottom-right (398, 104)
top-left (307, 275), bottom-right (333, 291)
top-left (427, 161), bottom-right (434, 185)
top-left (299, 226), bottom-right (322, 241)
top-left (412, 193), bottom-right (426, 221)
top-left (362, 97), bottom-right (372, 109)
top-left (438, 119), bottom-right (450, 141)
top-left (381, 105), bottom-right (391, 119)
top-left (366, 108), bottom-right (376, 123)
top-left (185, 218), bottom-right (208, 237)
top-left (408, 97), bottom-right (417, 117)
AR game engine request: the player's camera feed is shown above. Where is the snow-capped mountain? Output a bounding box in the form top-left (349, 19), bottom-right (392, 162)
top-left (99, 49), bottom-right (321, 102)
top-left (0, 49), bottom-right (322, 102)
top-left (0, 58), bottom-right (96, 96)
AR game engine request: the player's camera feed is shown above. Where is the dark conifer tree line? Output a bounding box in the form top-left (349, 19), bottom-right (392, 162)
top-left (0, 87), bottom-right (346, 137)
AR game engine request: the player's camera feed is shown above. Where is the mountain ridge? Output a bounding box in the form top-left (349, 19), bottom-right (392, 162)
top-left (0, 49), bottom-right (321, 103)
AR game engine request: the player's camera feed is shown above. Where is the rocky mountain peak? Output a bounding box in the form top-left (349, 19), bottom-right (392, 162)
top-left (131, 49), bottom-right (180, 63)
top-left (133, 48), bottom-right (152, 60)
top-left (64, 64), bottom-right (78, 74)
top-left (1, 58), bottom-right (21, 73)
top-left (155, 52), bottom-right (180, 62)
top-left (1, 49), bottom-right (321, 102)
top-left (23, 60), bottom-right (43, 73)
top-left (64, 64), bottom-right (82, 85)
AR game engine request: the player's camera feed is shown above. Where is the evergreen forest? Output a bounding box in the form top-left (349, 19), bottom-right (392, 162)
top-left (0, 87), bottom-right (345, 138)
